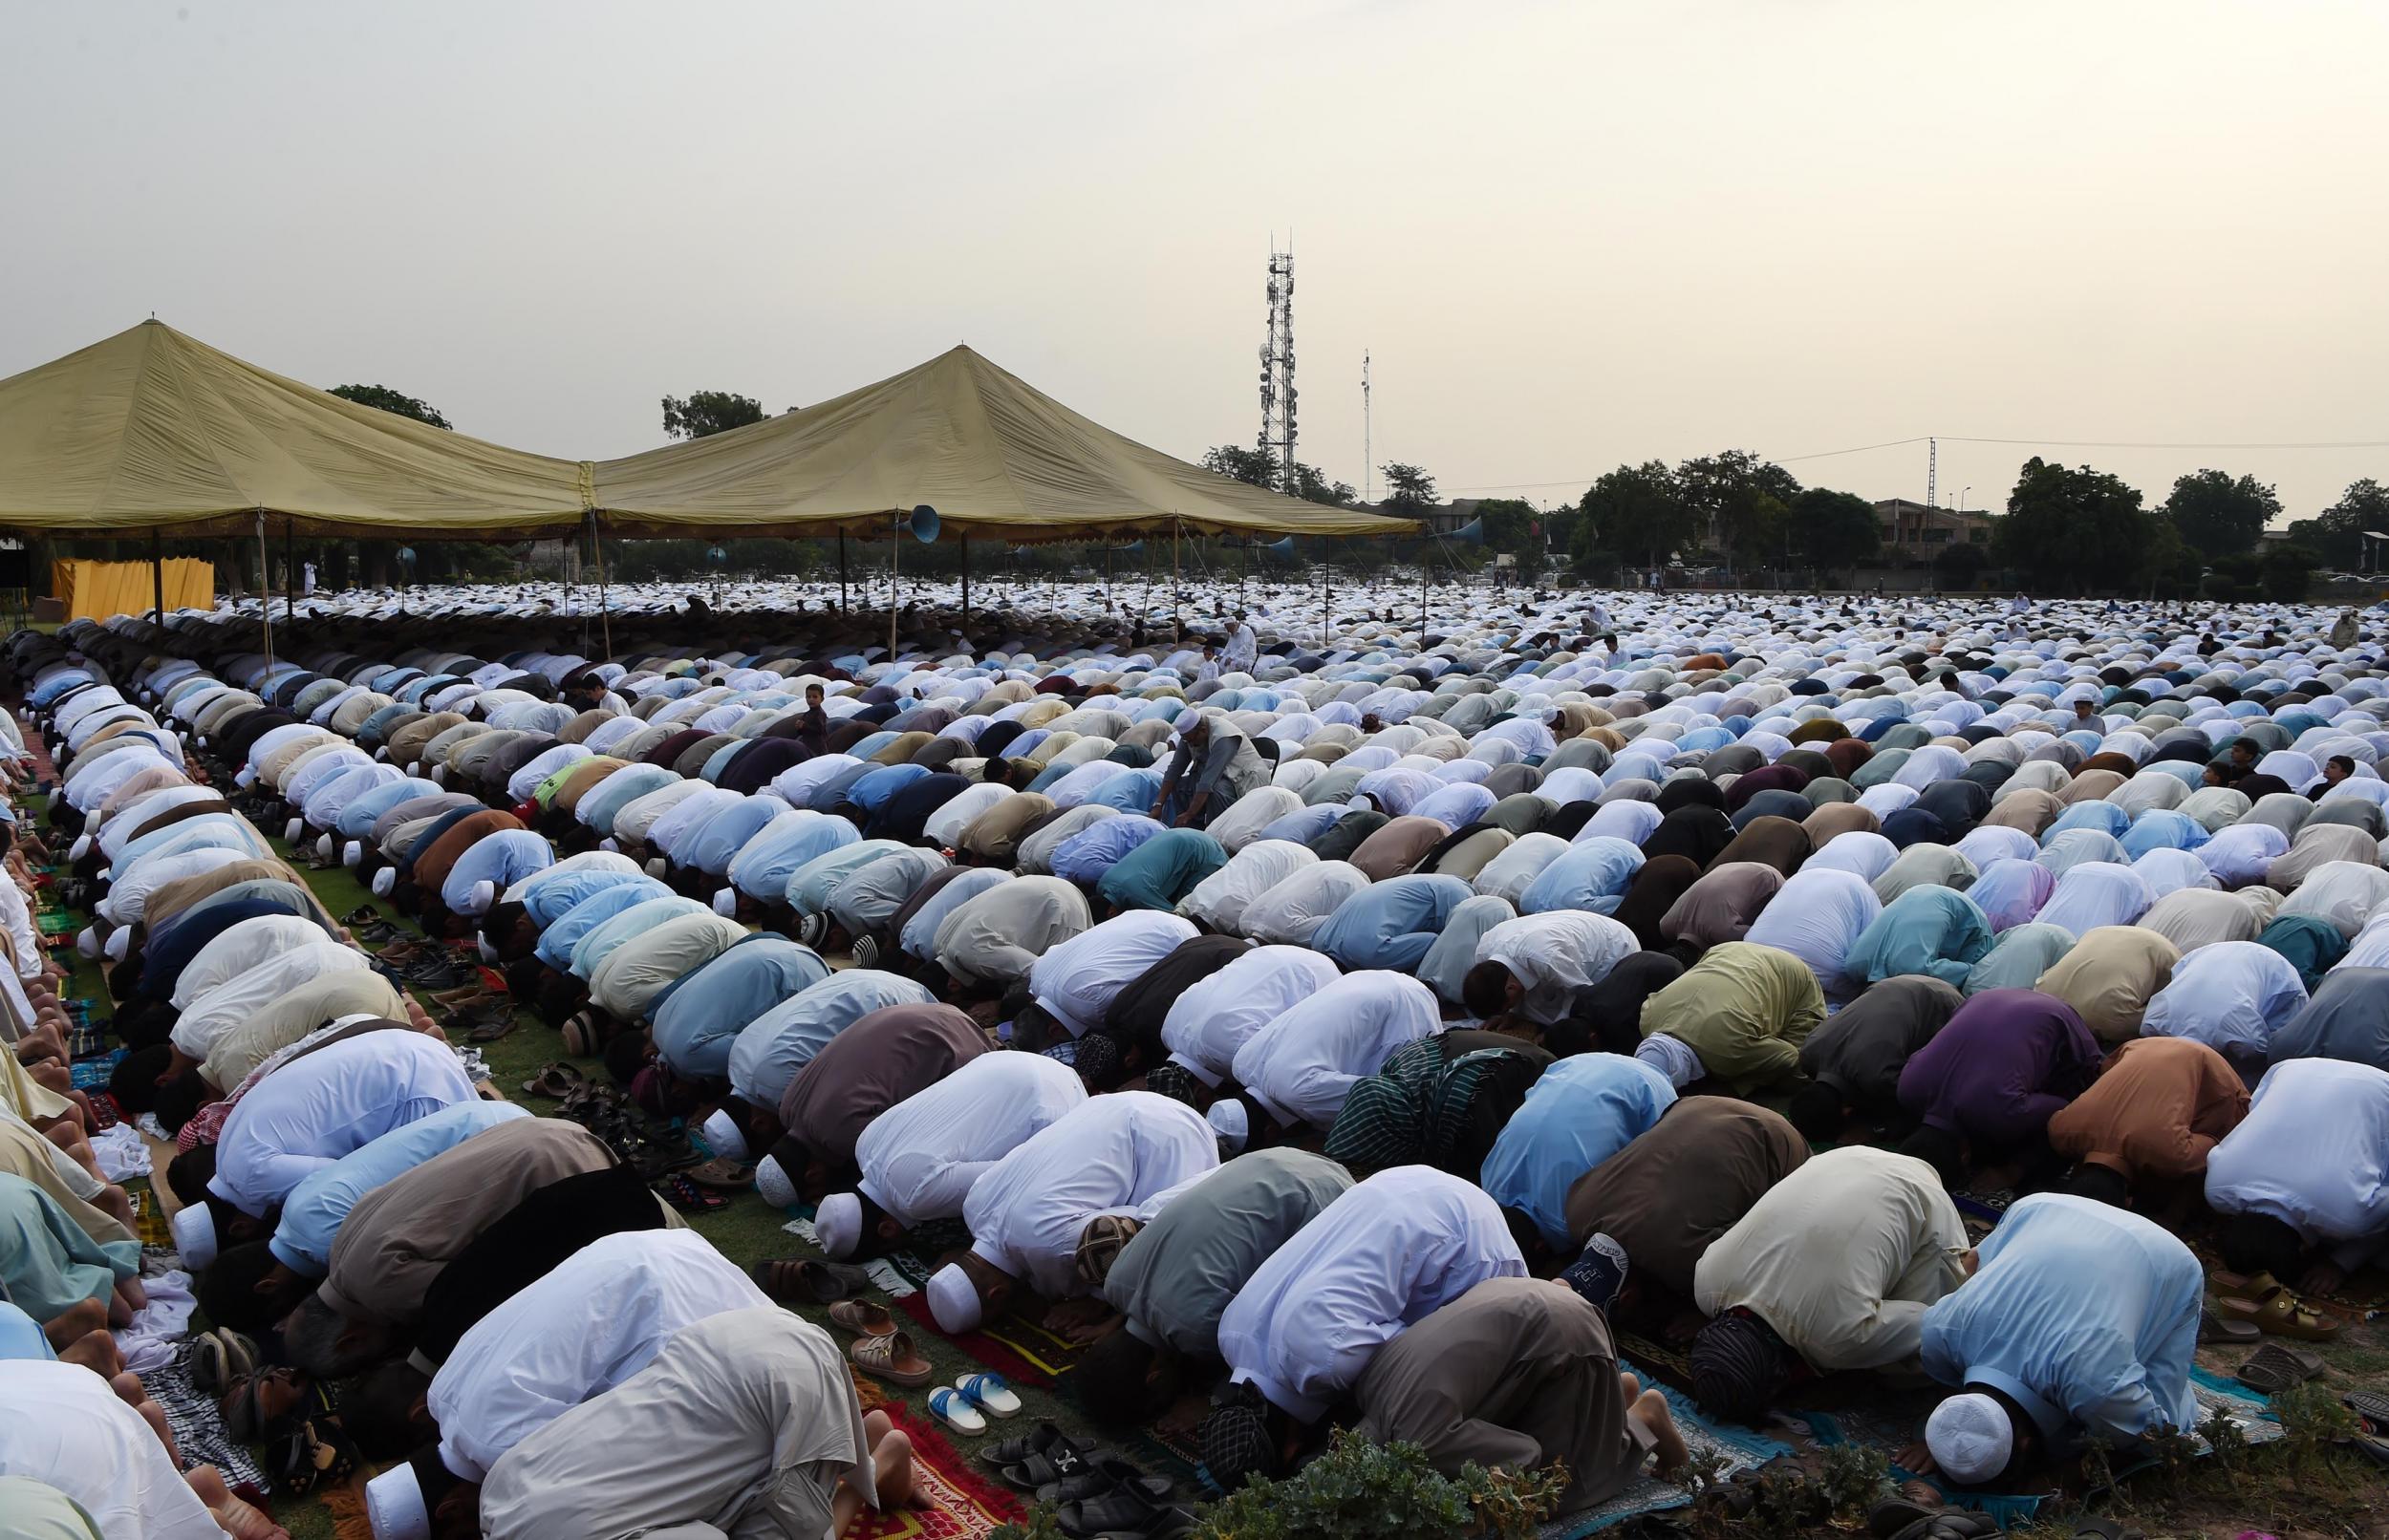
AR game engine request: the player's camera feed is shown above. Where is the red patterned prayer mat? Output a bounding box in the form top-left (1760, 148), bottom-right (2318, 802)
top-left (844, 1406), bottom-right (1024, 1540)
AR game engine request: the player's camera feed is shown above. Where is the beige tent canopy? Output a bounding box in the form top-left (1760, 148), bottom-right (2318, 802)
top-left (591, 344), bottom-right (1411, 541)
top-left (0, 321), bottom-right (1416, 543)
top-left (0, 320), bottom-right (590, 538)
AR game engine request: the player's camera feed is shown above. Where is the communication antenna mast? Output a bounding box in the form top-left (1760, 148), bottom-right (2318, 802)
top-left (1362, 351), bottom-right (1372, 503)
top-left (1258, 241), bottom-right (1298, 495)
top-left (1926, 436), bottom-right (1939, 509)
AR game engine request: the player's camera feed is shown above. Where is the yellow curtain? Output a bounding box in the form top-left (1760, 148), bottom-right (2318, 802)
top-left (49, 558), bottom-right (213, 621)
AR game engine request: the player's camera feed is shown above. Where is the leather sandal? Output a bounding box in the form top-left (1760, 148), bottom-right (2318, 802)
top-left (850, 1329), bottom-right (936, 1387)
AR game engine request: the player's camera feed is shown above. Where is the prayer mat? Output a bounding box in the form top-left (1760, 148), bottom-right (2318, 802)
top-left (892, 1291), bottom-right (1086, 1389)
top-left (66, 1019), bottom-right (107, 1059)
top-left (1540, 1364), bottom-right (1790, 1536)
top-left (81, 1088), bottom-right (121, 1132)
top-left (70, 1045), bottom-right (123, 1090)
top-left (783, 1211), bottom-right (971, 1301)
top-left (144, 1338), bottom-right (271, 1498)
top-left (851, 1364), bottom-right (897, 1416)
top-left (125, 1177), bottom-right (172, 1248)
top-left (1613, 1324), bottom-right (1696, 1384)
top-left (1124, 1423), bottom-right (1208, 1496)
top-left (843, 1406), bottom-right (1024, 1540)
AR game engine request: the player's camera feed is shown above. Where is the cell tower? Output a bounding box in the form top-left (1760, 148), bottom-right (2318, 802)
top-left (1258, 243), bottom-right (1297, 495)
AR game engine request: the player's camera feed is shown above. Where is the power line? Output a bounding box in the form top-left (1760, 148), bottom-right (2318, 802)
top-left (1439, 433), bottom-right (2388, 495)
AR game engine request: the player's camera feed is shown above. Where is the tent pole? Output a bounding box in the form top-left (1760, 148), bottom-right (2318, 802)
top-left (589, 510), bottom-right (612, 660)
top-left (283, 521), bottom-right (296, 627)
top-left (1419, 545), bottom-right (1429, 650)
top-left (888, 516), bottom-right (901, 660)
top-left (1171, 516), bottom-right (1182, 644)
top-left (837, 530), bottom-right (849, 614)
top-left (256, 512), bottom-right (274, 674)
top-left (149, 528), bottom-right (164, 629)
top-left (960, 537), bottom-right (971, 628)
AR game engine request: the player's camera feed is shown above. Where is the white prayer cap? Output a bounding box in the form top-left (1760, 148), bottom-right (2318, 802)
top-left (701, 1108), bottom-right (748, 1161)
top-left (365, 1465), bottom-right (431, 1540)
top-left (430, 764), bottom-right (446, 784)
top-left (75, 928), bottom-right (99, 960)
top-left (927, 1262), bottom-right (984, 1334)
top-left (1208, 1100), bottom-right (1249, 1156)
top-left (1633, 1031), bottom-right (1704, 1088)
top-left (375, 746), bottom-right (391, 761)
top-left (712, 887), bottom-right (739, 918)
top-left (477, 938), bottom-right (500, 966)
top-left (463, 880), bottom-right (496, 917)
top-left (171, 1204), bottom-right (218, 1270)
top-left (814, 1190), bottom-right (862, 1256)
top-left (372, 866), bottom-right (398, 898)
top-left (644, 857), bottom-right (669, 879)
top-left (67, 833), bottom-right (91, 862)
top-left (598, 838), bottom-right (619, 854)
top-left (45, 789), bottom-right (62, 812)
top-left (1926, 1393), bottom-right (2013, 1486)
top-left (196, 736), bottom-right (208, 749)
top-left (316, 833), bottom-right (335, 861)
top-left (234, 768), bottom-right (256, 789)
top-left (344, 841), bottom-right (363, 868)
top-left (104, 927), bottom-right (132, 964)
top-left (285, 816), bottom-right (306, 844)
top-left (756, 1155), bottom-right (801, 1211)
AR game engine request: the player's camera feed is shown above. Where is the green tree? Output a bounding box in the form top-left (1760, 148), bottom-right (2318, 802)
top-left (1932, 540), bottom-right (1989, 588)
top-left (660, 390), bottom-right (766, 439)
top-left (1993, 457), bottom-right (2148, 594)
top-left (328, 383), bottom-right (450, 429)
top-left (1379, 462), bottom-right (1437, 516)
top-left (1578, 460), bottom-right (1693, 569)
top-left (2261, 542), bottom-right (2321, 603)
top-left (2138, 514), bottom-right (2204, 597)
top-left (1290, 462), bottom-right (1356, 506)
top-left (1784, 487), bottom-right (1880, 572)
top-left (1201, 444), bottom-right (1281, 487)
top-left (2162, 468), bottom-right (2282, 560)
top-left (2293, 478), bottom-right (2389, 570)
top-left (1678, 450), bottom-right (1799, 574)
top-left (1470, 497), bottom-right (1539, 555)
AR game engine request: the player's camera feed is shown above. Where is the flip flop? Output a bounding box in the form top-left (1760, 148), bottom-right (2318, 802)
top-left (1058, 1482), bottom-right (1196, 1540)
top-left (929, 1384), bottom-right (989, 1435)
top-left (2237, 1340), bottom-right (2326, 1394)
top-left (751, 1256), bottom-right (874, 1303)
top-left (2344, 1390), bottom-right (2389, 1432)
top-left (2200, 1309), bottom-right (2260, 1345)
top-left (654, 1174), bottom-right (726, 1213)
top-left (521, 1062), bottom-right (591, 1099)
top-left (828, 1300), bottom-right (896, 1337)
top-left (980, 1421), bottom-right (1074, 1470)
top-left (2216, 1282), bottom-right (2342, 1341)
top-left (958, 1372), bottom-right (1022, 1419)
top-left (1034, 1453), bottom-right (1169, 1506)
top-left (850, 1329), bottom-right (936, 1387)
top-left (680, 1156), bottom-right (756, 1190)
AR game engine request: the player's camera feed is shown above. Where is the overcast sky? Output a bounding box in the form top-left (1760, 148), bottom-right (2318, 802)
top-left (3, 1), bottom-right (2383, 523)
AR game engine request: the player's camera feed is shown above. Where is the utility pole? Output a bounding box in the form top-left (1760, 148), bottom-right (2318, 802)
top-left (1361, 350), bottom-right (1372, 503)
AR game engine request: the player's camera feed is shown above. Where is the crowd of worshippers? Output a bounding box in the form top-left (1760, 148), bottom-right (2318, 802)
top-left (5, 579), bottom-right (2389, 1534)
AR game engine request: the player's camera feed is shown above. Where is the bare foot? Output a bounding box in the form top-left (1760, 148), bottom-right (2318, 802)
top-left (44, 1296), bottom-right (109, 1351)
top-left (118, 1275), bottom-right (148, 1315)
top-left (1631, 1388), bottom-right (1689, 1475)
top-left (872, 1427), bottom-right (922, 1509)
top-left (60, 1329), bottom-right (123, 1378)
top-left (210, 1493), bottom-right (289, 1540)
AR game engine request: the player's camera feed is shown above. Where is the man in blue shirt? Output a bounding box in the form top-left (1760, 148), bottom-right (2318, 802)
top-left (1918, 1193), bottom-right (2201, 1487)
top-left (194, 1101), bottom-right (527, 1332)
top-left (1480, 1054), bottom-right (1675, 1260)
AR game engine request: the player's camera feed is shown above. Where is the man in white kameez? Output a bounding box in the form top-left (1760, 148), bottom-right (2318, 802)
top-left (1462, 910), bottom-right (1638, 1027)
top-left (811, 1050), bottom-right (1087, 1260)
top-left (1025, 909), bottom-right (1196, 1038)
top-left (923, 1091), bottom-right (1216, 1337)
top-left (1217, 971), bottom-right (1443, 1150)
top-left (1204, 1166), bottom-right (1526, 1487)
top-left (473, 1307), bottom-right (916, 1540)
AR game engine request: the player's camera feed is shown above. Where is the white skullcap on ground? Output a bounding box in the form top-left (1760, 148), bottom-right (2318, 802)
top-left (372, 866), bottom-right (398, 898)
top-left (67, 833), bottom-right (91, 862)
top-left (365, 1465), bottom-right (430, 1540)
top-left (814, 1190), bottom-right (862, 1256)
top-left (75, 928), bottom-right (98, 959)
top-left (316, 833), bottom-right (335, 861)
top-left (927, 1262), bottom-right (984, 1334)
top-left (1926, 1393), bottom-right (2013, 1486)
top-left (701, 1109), bottom-right (747, 1161)
top-left (285, 816), bottom-right (305, 844)
top-left (712, 888), bottom-right (739, 917)
top-left (170, 1205), bottom-right (218, 1270)
top-left (1208, 1099), bottom-right (1249, 1155)
top-left (344, 841), bottom-right (363, 868)
top-left (104, 927), bottom-right (131, 963)
top-left (645, 857), bottom-right (669, 878)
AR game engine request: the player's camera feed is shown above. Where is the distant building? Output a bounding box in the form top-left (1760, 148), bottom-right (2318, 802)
top-left (1874, 499), bottom-right (1991, 555)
